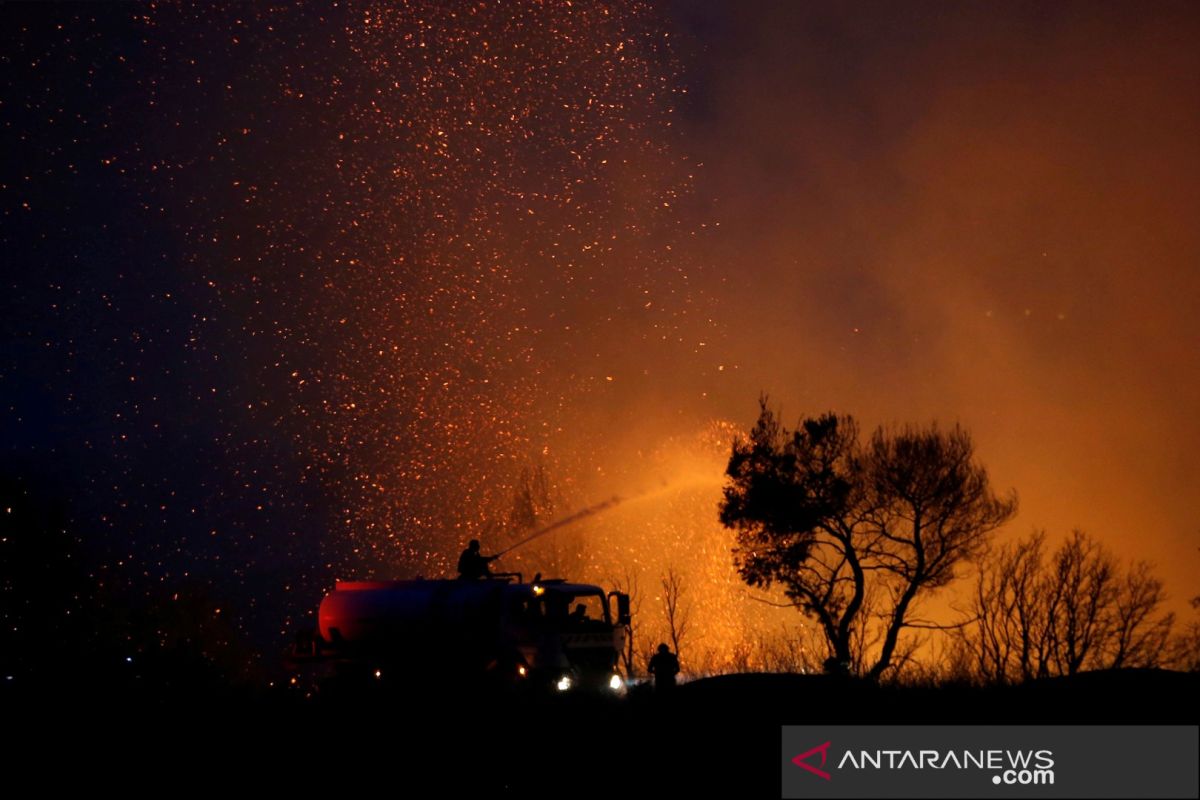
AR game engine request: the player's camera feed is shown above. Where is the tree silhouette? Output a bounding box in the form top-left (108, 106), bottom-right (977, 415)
top-left (501, 463), bottom-right (585, 578)
top-left (1169, 595), bottom-right (1200, 672)
top-left (608, 567), bottom-right (643, 677)
top-left (1167, 547), bottom-right (1200, 671)
top-left (962, 529), bottom-right (1175, 682)
top-left (964, 531), bottom-right (1050, 683)
top-left (660, 567), bottom-right (691, 665)
top-left (719, 397), bottom-right (1016, 679)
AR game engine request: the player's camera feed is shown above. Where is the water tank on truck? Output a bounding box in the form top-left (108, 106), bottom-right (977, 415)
top-left (305, 575), bottom-right (631, 692)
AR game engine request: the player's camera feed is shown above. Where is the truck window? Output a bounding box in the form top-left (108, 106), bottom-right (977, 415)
top-left (565, 593), bottom-right (607, 624)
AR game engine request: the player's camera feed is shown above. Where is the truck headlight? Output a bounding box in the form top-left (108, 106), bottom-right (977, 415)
top-left (556, 675), bottom-right (572, 691)
top-left (608, 674), bottom-right (623, 691)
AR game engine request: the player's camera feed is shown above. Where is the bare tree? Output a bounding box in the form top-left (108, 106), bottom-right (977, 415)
top-left (660, 567), bottom-right (691, 664)
top-left (1166, 547), bottom-right (1200, 671)
top-left (966, 531), bottom-right (1049, 683)
top-left (1108, 561), bottom-right (1174, 668)
top-left (608, 567), bottom-right (643, 677)
top-left (507, 464), bottom-right (553, 533)
top-left (960, 529), bottom-right (1175, 682)
top-left (502, 463), bottom-right (586, 578)
top-left (1046, 530), bottom-right (1123, 675)
top-left (720, 398), bottom-right (1016, 679)
top-left (1168, 595), bottom-right (1200, 672)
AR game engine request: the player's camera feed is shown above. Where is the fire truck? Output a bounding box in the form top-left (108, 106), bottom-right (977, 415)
top-left (292, 575), bottom-right (631, 692)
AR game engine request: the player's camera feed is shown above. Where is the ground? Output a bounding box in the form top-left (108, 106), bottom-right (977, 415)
top-left (4, 669), bottom-right (1196, 796)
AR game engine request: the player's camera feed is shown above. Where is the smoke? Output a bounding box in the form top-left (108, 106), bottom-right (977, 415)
top-left (649, 1), bottom-right (1200, 614)
top-left (7, 2), bottom-right (1196, 669)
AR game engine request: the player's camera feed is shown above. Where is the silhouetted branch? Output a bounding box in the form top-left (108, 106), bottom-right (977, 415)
top-left (720, 398), bottom-right (1016, 679)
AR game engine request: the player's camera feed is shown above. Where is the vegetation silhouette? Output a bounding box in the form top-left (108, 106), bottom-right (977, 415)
top-left (719, 397), bottom-right (1017, 679)
top-left (959, 529), bottom-right (1177, 683)
top-left (3, 464), bottom-right (1196, 797)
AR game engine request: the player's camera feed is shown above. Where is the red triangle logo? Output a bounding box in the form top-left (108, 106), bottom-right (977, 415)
top-left (792, 741), bottom-right (832, 781)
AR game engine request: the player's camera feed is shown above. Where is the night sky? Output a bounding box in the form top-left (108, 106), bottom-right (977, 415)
top-left (3, 1), bottom-right (1198, 681)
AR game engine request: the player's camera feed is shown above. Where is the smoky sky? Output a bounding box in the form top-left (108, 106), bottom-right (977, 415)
top-left (659, 1), bottom-right (1200, 609)
top-left (2, 0), bottom-right (1197, 665)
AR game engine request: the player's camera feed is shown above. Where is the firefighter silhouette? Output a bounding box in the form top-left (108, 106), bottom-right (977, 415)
top-left (647, 643), bottom-right (680, 690)
top-left (457, 539), bottom-right (498, 580)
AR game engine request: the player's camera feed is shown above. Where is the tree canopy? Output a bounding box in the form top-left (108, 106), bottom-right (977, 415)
top-left (719, 398), bottom-right (1017, 679)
